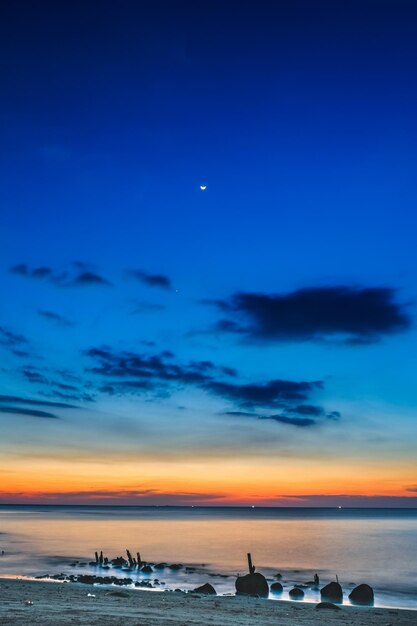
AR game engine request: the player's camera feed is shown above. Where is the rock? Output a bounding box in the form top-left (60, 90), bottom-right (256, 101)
top-left (274, 573), bottom-right (283, 579)
top-left (169, 563), bottom-right (183, 570)
top-left (193, 583), bottom-right (217, 595)
top-left (315, 602), bottom-right (341, 610)
top-left (154, 563), bottom-right (167, 569)
top-left (270, 582), bottom-right (283, 593)
top-left (235, 573), bottom-right (269, 597)
top-left (349, 584), bottom-right (374, 605)
top-left (320, 582), bottom-right (343, 603)
top-left (141, 565), bottom-right (153, 573)
top-left (289, 587), bottom-right (304, 599)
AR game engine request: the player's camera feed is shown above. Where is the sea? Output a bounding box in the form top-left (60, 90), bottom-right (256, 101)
top-left (0, 505), bottom-right (416, 609)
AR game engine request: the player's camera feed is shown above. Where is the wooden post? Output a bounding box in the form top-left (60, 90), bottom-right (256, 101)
top-left (95, 551), bottom-right (99, 564)
top-left (99, 551), bottom-right (103, 565)
top-left (247, 553), bottom-right (255, 574)
top-left (137, 552), bottom-right (142, 567)
top-left (126, 550), bottom-right (134, 567)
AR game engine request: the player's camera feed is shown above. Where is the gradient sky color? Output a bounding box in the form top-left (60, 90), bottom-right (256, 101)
top-left (1, 0), bottom-right (417, 506)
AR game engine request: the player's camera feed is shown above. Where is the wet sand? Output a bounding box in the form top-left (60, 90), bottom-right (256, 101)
top-left (0, 577), bottom-right (415, 626)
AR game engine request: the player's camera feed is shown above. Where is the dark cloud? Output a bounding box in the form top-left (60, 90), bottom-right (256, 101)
top-left (0, 394), bottom-right (77, 409)
top-left (71, 271), bottom-right (111, 287)
top-left (286, 404), bottom-right (325, 416)
top-left (206, 286), bottom-right (411, 344)
top-left (10, 263), bottom-right (111, 288)
top-left (0, 406), bottom-right (59, 419)
top-left (0, 326), bottom-right (31, 357)
top-left (205, 379), bottom-right (322, 408)
top-left (128, 269), bottom-right (172, 290)
top-left (0, 326), bottom-right (28, 348)
top-left (85, 347), bottom-right (218, 390)
top-left (86, 346), bottom-right (337, 426)
top-left (10, 264), bottom-right (52, 279)
top-left (17, 366), bottom-right (95, 403)
top-left (221, 410), bottom-right (320, 427)
top-left (38, 310), bottom-right (74, 327)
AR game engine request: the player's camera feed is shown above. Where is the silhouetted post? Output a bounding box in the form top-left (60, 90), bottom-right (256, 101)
top-left (95, 551), bottom-right (99, 564)
top-left (247, 553), bottom-right (255, 574)
top-left (126, 550), bottom-right (134, 567)
top-left (99, 551), bottom-right (103, 565)
top-left (137, 552), bottom-right (142, 567)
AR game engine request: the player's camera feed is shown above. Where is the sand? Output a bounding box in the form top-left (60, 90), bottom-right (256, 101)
top-left (0, 578), bottom-right (415, 626)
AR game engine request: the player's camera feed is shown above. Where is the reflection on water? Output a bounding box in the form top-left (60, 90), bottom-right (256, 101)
top-left (0, 506), bottom-right (416, 609)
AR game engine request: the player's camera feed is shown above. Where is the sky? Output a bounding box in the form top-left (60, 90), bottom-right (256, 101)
top-left (0, 0), bottom-right (417, 506)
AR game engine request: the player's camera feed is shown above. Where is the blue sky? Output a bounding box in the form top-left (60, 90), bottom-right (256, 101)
top-left (0, 0), bottom-right (416, 505)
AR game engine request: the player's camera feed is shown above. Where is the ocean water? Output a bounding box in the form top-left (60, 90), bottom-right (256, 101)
top-left (0, 505), bottom-right (416, 609)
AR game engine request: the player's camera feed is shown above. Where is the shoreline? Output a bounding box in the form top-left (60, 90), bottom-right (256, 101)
top-left (0, 577), bottom-right (416, 626)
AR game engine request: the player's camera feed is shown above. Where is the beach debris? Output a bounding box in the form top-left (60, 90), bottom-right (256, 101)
top-left (348, 583), bottom-right (374, 605)
top-left (235, 553), bottom-right (269, 597)
top-left (106, 590), bottom-right (130, 598)
top-left (315, 601), bottom-right (341, 610)
top-left (192, 583), bottom-right (217, 595)
top-left (87, 593), bottom-right (96, 598)
top-left (270, 582), bottom-right (283, 593)
top-left (289, 587), bottom-right (304, 599)
top-left (320, 581), bottom-right (343, 603)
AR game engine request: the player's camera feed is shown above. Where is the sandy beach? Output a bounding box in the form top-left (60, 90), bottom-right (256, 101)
top-left (0, 578), bottom-right (415, 626)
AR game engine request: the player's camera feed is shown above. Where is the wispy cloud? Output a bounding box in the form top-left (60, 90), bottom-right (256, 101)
top-left (10, 263), bottom-right (111, 288)
top-left (38, 310), bottom-right (74, 327)
top-left (128, 269), bottom-right (172, 290)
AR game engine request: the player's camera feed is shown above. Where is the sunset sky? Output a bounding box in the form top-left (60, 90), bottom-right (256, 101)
top-left (1, 0), bottom-right (416, 506)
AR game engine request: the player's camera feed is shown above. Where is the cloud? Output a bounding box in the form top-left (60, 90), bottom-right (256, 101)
top-left (0, 406), bottom-right (58, 419)
top-left (71, 271), bottom-right (111, 287)
top-left (17, 367), bottom-right (95, 403)
top-left (128, 269), bottom-right (172, 290)
top-left (0, 326), bottom-right (28, 348)
top-left (0, 325), bottom-right (31, 357)
top-left (204, 379), bottom-right (323, 408)
top-left (0, 488), bottom-right (227, 505)
top-left (0, 394), bottom-right (77, 409)
top-left (10, 263), bottom-right (111, 288)
top-left (10, 264), bottom-right (52, 279)
top-left (206, 286), bottom-right (411, 344)
top-left (86, 346), bottom-right (337, 425)
top-left (221, 411), bottom-right (316, 427)
top-left (38, 310), bottom-right (74, 327)
top-left (85, 347), bottom-right (223, 389)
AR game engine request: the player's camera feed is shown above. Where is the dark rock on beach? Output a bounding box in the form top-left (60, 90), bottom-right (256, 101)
top-left (270, 582), bottom-right (283, 593)
top-left (349, 583), bottom-right (374, 605)
top-left (141, 565), bottom-right (153, 573)
top-left (320, 581), bottom-right (343, 603)
top-left (154, 563), bottom-right (167, 569)
top-left (315, 602), bottom-right (341, 610)
top-left (169, 563), bottom-right (183, 570)
top-left (289, 587), bottom-right (304, 599)
top-left (193, 583), bottom-right (217, 595)
top-left (235, 573), bottom-right (269, 597)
